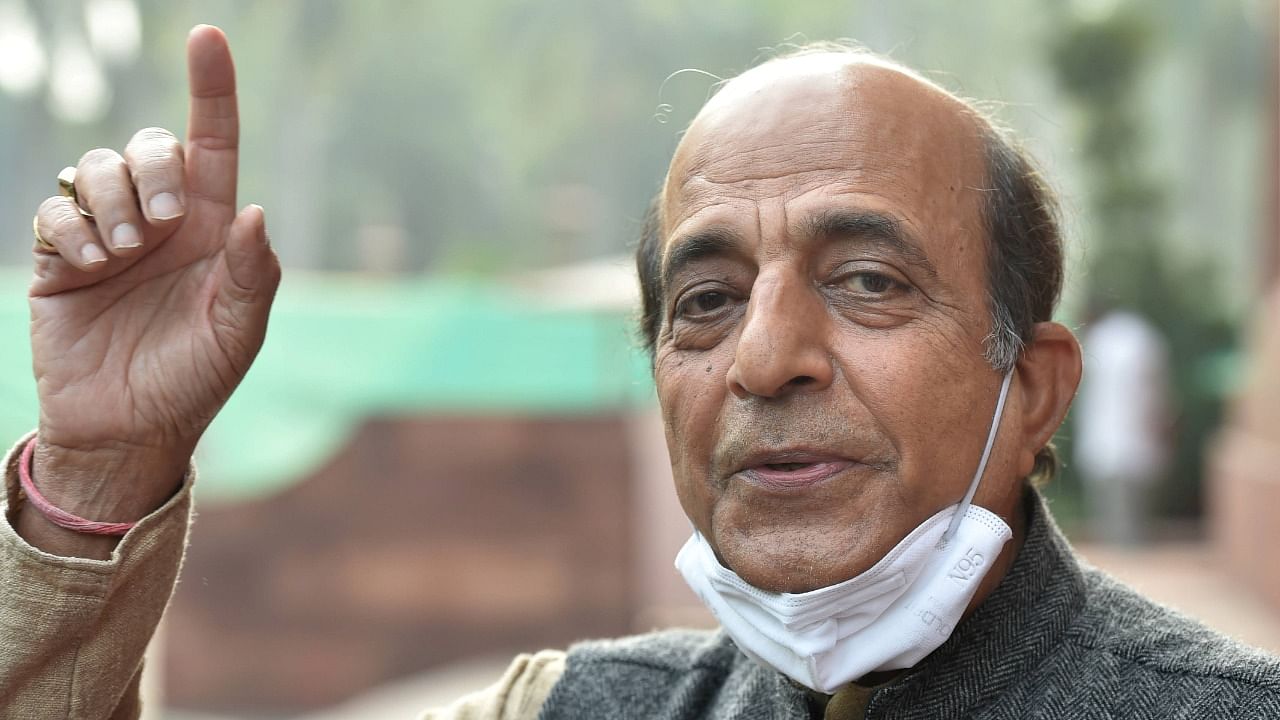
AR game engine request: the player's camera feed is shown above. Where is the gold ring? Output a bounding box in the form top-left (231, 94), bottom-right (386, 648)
top-left (57, 166), bottom-right (94, 219)
top-left (32, 215), bottom-right (56, 253)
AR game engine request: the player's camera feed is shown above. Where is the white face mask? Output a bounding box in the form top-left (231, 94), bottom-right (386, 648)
top-left (675, 370), bottom-right (1016, 694)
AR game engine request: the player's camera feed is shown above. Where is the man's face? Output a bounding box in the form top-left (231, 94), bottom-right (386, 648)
top-left (654, 55), bottom-right (1022, 593)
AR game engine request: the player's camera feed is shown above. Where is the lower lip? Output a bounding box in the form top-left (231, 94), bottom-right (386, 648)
top-left (739, 461), bottom-right (855, 492)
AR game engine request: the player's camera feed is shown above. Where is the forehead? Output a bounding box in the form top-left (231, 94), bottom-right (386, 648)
top-left (661, 54), bottom-right (988, 254)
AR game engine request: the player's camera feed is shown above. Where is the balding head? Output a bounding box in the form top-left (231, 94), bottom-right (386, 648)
top-left (663, 49), bottom-right (986, 229)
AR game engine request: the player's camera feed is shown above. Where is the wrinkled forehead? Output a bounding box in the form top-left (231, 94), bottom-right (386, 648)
top-left (661, 53), bottom-right (989, 239)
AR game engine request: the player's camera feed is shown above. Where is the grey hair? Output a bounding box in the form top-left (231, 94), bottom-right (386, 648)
top-left (978, 123), bottom-right (1064, 372)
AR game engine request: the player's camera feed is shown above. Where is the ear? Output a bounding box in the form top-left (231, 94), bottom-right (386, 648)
top-left (1012, 321), bottom-right (1082, 477)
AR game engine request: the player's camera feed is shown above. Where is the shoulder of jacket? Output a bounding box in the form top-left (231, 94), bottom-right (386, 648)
top-left (1069, 567), bottom-right (1280, 693)
top-left (565, 628), bottom-right (736, 675)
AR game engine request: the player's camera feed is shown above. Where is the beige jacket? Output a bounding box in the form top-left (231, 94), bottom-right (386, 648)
top-left (0, 436), bottom-right (562, 720)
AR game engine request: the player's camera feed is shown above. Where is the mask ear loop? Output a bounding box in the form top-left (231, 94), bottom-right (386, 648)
top-left (942, 367), bottom-right (1015, 544)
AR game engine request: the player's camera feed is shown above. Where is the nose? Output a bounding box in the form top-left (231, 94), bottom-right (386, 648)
top-left (726, 272), bottom-right (834, 399)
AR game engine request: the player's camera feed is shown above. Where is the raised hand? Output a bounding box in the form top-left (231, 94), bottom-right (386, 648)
top-left (20, 26), bottom-right (279, 557)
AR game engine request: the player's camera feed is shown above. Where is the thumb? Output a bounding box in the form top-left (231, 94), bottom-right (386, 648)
top-left (215, 204), bottom-right (281, 359)
top-left (224, 204), bottom-right (279, 294)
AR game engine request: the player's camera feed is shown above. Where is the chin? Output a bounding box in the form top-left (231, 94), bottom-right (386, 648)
top-left (736, 561), bottom-right (861, 594)
top-left (712, 527), bottom-right (881, 594)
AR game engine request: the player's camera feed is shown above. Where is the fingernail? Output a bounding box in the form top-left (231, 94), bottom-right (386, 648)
top-left (149, 193), bottom-right (184, 220)
top-left (81, 244), bottom-right (108, 265)
top-left (111, 223), bottom-right (142, 250)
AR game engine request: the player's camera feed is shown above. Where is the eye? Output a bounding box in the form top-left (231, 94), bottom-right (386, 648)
top-left (691, 291), bottom-right (728, 312)
top-left (676, 289), bottom-right (732, 320)
top-left (842, 271), bottom-right (898, 294)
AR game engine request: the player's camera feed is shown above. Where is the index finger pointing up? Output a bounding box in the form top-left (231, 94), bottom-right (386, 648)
top-left (185, 25), bottom-right (239, 210)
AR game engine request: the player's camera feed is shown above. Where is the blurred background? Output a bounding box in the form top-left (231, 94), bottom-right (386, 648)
top-left (1, 0), bottom-right (1278, 717)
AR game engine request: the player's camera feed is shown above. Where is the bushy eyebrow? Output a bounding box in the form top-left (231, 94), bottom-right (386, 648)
top-left (801, 209), bottom-right (939, 280)
top-left (660, 226), bottom-right (743, 296)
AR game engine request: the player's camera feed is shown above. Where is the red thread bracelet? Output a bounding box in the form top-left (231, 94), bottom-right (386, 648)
top-left (17, 438), bottom-right (135, 536)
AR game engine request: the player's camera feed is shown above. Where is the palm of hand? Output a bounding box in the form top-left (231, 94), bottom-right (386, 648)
top-left (32, 207), bottom-right (244, 452)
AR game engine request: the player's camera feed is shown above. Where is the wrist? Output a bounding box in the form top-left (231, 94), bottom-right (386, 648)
top-left (29, 437), bottom-right (192, 523)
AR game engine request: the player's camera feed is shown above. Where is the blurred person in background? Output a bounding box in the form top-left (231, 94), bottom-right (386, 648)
top-left (1074, 304), bottom-right (1172, 546)
top-left (2, 24), bottom-right (1278, 720)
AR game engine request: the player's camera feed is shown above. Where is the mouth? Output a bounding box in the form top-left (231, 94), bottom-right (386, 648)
top-left (734, 450), bottom-right (860, 493)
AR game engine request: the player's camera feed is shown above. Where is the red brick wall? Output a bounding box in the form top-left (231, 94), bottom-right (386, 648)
top-left (164, 414), bottom-right (636, 715)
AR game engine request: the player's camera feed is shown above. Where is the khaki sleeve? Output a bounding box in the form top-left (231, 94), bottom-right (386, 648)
top-left (419, 650), bottom-right (567, 720)
top-left (0, 433), bottom-right (194, 720)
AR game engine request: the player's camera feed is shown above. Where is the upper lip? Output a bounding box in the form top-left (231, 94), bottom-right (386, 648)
top-left (733, 447), bottom-right (858, 474)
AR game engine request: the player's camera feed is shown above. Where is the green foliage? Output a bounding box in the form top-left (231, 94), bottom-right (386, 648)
top-left (1048, 4), bottom-right (1238, 520)
top-left (1052, 11), bottom-right (1149, 108)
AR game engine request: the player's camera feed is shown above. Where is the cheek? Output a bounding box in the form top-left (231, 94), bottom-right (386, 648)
top-left (655, 346), bottom-right (732, 527)
top-left (835, 321), bottom-right (993, 505)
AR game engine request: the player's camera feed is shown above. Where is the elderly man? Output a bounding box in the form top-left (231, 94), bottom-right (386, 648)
top-left (3, 25), bottom-right (1278, 720)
